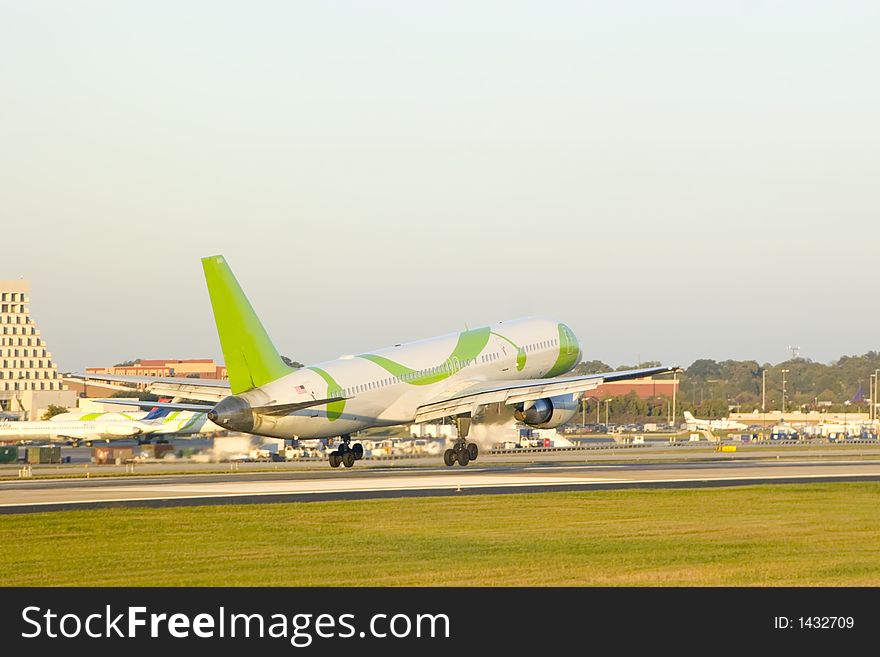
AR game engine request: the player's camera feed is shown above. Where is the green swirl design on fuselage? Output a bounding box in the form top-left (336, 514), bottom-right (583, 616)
top-left (490, 331), bottom-right (526, 371)
top-left (546, 323), bottom-right (580, 377)
top-left (358, 327), bottom-right (492, 385)
top-left (308, 366), bottom-right (346, 421)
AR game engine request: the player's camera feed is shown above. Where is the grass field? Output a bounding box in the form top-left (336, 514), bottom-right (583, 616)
top-left (5, 483), bottom-right (880, 586)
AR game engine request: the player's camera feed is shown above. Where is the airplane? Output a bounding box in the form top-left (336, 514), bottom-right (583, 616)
top-left (50, 408), bottom-right (163, 423)
top-left (55, 407), bottom-right (225, 439)
top-left (683, 411), bottom-right (749, 432)
top-left (141, 410), bottom-right (225, 437)
top-left (84, 255), bottom-right (679, 468)
top-left (0, 408), bottom-right (223, 446)
top-left (0, 417), bottom-right (153, 445)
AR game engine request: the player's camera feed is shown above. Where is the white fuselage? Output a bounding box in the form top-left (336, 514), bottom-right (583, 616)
top-left (144, 412), bottom-right (224, 435)
top-left (0, 420), bottom-right (146, 442)
top-left (52, 411), bottom-right (224, 436)
top-left (0, 412), bottom-right (223, 442)
top-left (51, 411), bottom-right (150, 423)
top-left (234, 317), bottom-right (579, 440)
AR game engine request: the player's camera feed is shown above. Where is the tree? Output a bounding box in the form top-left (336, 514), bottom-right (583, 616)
top-left (113, 358), bottom-right (142, 367)
top-left (41, 404), bottom-right (68, 420)
top-left (572, 360), bottom-right (613, 375)
top-left (687, 359), bottom-right (722, 379)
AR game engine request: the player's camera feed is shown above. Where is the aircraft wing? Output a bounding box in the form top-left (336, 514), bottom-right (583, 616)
top-left (414, 366), bottom-right (679, 423)
top-left (74, 373), bottom-right (230, 402)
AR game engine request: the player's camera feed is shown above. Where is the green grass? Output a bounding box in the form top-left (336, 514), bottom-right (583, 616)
top-left (5, 483), bottom-right (880, 586)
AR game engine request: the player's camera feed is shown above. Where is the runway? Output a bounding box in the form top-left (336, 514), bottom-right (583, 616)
top-left (3, 458), bottom-right (880, 513)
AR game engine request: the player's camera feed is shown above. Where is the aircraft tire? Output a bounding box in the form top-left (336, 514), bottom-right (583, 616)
top-left (457, 449), bottom-right (470, 466)
top-left (329, 452), bottom-right (341, 468)
top-left (467, 442), bottom-right (478, 461)
top-left (443, 449), bottom-right (456, 467)
top-left (342, 451), bottom-right (356, 468)
top-left (352, 443), bottom-right (364, 460)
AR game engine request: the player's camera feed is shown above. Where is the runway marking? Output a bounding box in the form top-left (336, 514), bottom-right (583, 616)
top-left (522, 465), bottom-right (626, 471)
top-left (3, 470), bottom-right (880, 510)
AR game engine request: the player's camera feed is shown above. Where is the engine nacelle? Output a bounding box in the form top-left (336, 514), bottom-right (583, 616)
top-left (514, 394), bottom-right (579, 429)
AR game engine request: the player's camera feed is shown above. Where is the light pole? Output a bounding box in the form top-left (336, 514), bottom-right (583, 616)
top-left (671, 372), bottom-right (677, 428)
top-left (762, 370), bottom-right (766, 412)
top-left (604, 398), bottom-right (611, 429)
top-left (870, 373), bottom-right (875, 422)
top-left (781, 369), bottom-right (790, 414)
top-left (874, 369), bottom-right (879, 422)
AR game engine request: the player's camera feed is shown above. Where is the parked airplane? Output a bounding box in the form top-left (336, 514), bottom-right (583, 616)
top-left (142, 410), bottom-right (224, 437)
top-left (60, 408), bottom-right (223, 439)
top-left (683, 411), bottom-right (749, 432)
top-left (85, 255), bottom-right (678, 468)
top-left (50, 408), bottom-right (168, 423)
top-left (0, 417), bottom-right (152, 445)
top-left (2, 408), bottom-right (223, 445)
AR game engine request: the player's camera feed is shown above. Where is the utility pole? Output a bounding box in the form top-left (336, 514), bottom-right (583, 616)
top-left (874, 369), bottom-right (880, 422)
top-left (761, 370), bottom-right (766, 412)
top-left (870, 374), bottom-right (875, 422)
top-left (781, 369), bottom-right (790, 414)
top-left (604, 398), bottom-right (611, 428)
top-left (671, 372), bottom-right (677, 428)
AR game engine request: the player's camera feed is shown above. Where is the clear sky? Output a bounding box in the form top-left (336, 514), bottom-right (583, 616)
top-left (2, 2), bottom-right (878, 372)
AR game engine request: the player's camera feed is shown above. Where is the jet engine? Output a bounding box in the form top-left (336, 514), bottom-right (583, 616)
top-left (513, 394), bottom-right (579, 429)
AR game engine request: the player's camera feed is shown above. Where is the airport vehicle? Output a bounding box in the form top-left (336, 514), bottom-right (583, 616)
top-left (85, 255), bottom-right (677, 468)
top-left (683, 411), bottom-right (749, 432)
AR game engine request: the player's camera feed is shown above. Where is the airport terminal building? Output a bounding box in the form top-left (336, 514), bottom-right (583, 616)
top-left (86, 358), bottom-right (227, 380)
top-left (0, 279), bottom-right (75, 419)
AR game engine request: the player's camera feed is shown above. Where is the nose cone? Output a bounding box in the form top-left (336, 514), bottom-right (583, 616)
top-left (208, 395), bottom-right (255, 433)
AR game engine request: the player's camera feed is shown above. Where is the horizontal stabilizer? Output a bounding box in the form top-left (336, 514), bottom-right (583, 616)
top-left (252, 397), bottom-right (350, 416)
top-left (88, 399), bottom-right (215, 412)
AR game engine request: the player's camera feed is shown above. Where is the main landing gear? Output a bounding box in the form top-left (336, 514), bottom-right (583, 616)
top-left (328, 434), bottom-right (364, 468)
top-left (444, 440), bottom-right (479, 467)
top-left (443, 416), bottom-right (479, 467)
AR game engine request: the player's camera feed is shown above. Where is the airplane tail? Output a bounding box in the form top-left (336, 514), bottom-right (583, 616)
top-left (683, 411), bottom-right (696, 421)
top-left (143, 407), bottom-right (173, 421)
top-left (201, 255), bottom-right (294, 395)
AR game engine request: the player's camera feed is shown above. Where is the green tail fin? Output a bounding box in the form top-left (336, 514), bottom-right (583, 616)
top-left (201, 255), bottom-right (294, 394)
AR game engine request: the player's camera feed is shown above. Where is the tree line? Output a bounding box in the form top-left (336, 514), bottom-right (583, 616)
top-left (573, 351), bottom-right (880, 421)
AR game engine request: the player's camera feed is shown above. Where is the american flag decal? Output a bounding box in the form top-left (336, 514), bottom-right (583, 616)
top-left (294, 385), bottom-right (307, 394)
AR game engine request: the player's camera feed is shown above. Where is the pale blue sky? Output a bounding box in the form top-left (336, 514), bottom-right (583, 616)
top-left (2, 1), bottom-right (878, 371)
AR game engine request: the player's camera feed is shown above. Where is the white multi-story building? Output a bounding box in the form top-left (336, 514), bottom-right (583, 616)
top-left (0, 280), bottom-right (75, 419)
